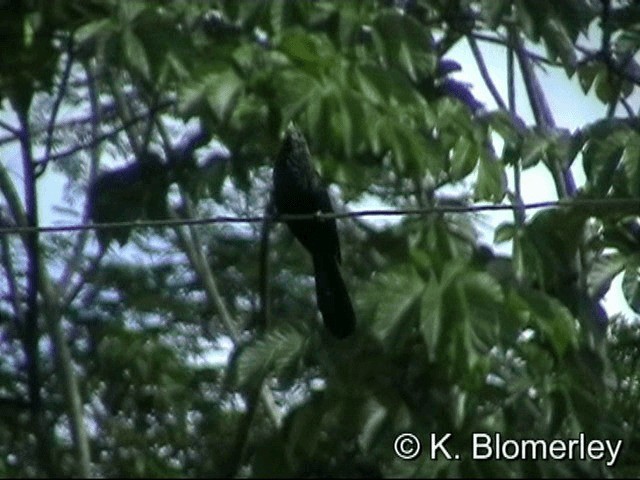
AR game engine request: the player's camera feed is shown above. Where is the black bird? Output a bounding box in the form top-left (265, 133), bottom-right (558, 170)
top-left (88, 152), bottom-right (169, 249)
top-left (273, 125), bottom-right (356, 338)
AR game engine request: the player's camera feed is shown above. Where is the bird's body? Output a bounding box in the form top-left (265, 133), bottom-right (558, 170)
top-left (273, 126), bottom-right (355, 338)
top-left (88, 153), bottom-right (168, 248)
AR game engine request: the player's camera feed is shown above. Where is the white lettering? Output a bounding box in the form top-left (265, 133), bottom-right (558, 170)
top-left (469, 434), bottom-right (622, 465)
top-left (501, 438), bottom-right (519, 460)
top-left (605, 440), bottom-right (623, 467)
top-left (520, 439), bottom-right (546, 460)
top-left (588, 440), bottom-right (604, 461)
top-left (548, 439), bottom-right (567, 460)
top-left (430, 433), bottom-right (453, 460)
top-left (473, 433), bottom-right (492, 460)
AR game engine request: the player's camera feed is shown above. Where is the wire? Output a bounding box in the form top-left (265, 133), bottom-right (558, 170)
top-left (0, 197), bottom-right (637, 236)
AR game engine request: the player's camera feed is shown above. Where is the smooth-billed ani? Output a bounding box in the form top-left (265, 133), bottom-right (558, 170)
top-left (273, 125), bottom-right (356, 338)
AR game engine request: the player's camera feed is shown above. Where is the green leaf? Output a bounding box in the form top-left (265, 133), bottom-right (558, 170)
top-left (401, 128), bottom-right (441, 176)
top-left (75, 18), bottom-right (113, 48)
top-left (463, 272), bottom-right (505, 305)
top-left (354, 64), bottom-right (421, 106)
top-left (286, 393), bottom-right (326, 460)
top-left (525, 208), bottom-right (586, 267)
top-left (462, 271), bottom-right (505, 351)
top-left (233, 326), bottom-right (306, 390)
top-left (482, 0), bottom-right (511, 27)
top-left (120, 0), bottom-right (147, 22)
top-left (420, 276), bottom-right (441, 360)
top-left (450, 135), bottom-right (478, 181)
top-left (588, 253), bottom-right (626, 300)
top-left (521, 131), bottom-right (550, 168)
top-left (622, 258), bottom-right (640, 314)
top-left (371, 11), bottom-right (434, 81)
top-left (204, 69), bottom-right (243, 121)
top-left (577, 61), bottom-right (601, 94)
top-left (303, 86), bottom-right (326, 135)
top-left (551, 0), bottom-right (596, 41)
top-left (516, 0), bottom-right (550, 41)
top-left (178, 83), bottom-right (208, 118)
top-left (594, 69), bottom-right (620, 104)
top-left (279, 30), bottom-right (335, 69)
top-left (548, 389), bottom-right (568, 436)
top-left (475, 153), bottom-right (506, 202)
top-left (622, 132), bottom-right (640, 197)
top-left (354, 66), bottom-right (385, 106)
top-left (541, 18), bottom-right (577, 71)
top-left (277, 69), bottom-right (321, 124)
top-left (252, 436), bottom-right (292, 477)
top-left (520, 288), bottom-right (577, 357)
top-left (582, 130), bottom-right (628, 196)
top-left (281, 32), bottom-right (318, 63)
top-left (371, 269), bottom-right (423, 342)
top-left (494, 222), bottom-right (515, 243)
top-left (488, 110), bottom-right (523, 146)
top-left (359, 402), bottom-right (392, 453)
top-left (123, 28), bottom-right (150, 81)
top-left (342, 90), bottom-right (369, 155)
top-left (334, 94), bottom-right (353, 157)
top-left (398, 40), bottom-right (417, 82)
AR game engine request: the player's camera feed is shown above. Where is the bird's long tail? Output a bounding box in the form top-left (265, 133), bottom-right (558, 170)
top-left (312, 253), bottom-right (356, 338)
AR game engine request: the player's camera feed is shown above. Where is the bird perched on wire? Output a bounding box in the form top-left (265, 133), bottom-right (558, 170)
top-left (272, 123), bottom-right (356, 338)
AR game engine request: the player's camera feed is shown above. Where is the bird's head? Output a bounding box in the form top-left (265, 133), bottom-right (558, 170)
top-left (277, 122), bottom-right (312, 167)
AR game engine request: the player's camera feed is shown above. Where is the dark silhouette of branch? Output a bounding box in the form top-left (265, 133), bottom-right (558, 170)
top-left (258, 197), bottom-right (275, 332)
top-left (470, 31), bottom-right (560, 68)
top-left (17, 108), bottom-right (53, 477)
top-left (36, 98), bottom-right (175, 164)
top-left (0, 213), bottom-right (25, 339)
top-left (467, 35), bottom-right (506, 110)
top-left (38, 39), bottom-right (75, 178)
top-left (0, 119), bottom-right (20, 136)
top-left (513, 33), bottom-right (577, 198)
top-left (58, 60), bottom-right (103, 301)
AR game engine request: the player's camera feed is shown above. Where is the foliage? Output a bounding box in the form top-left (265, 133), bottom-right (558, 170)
top-left (0, 0), bottom-right (639, 477)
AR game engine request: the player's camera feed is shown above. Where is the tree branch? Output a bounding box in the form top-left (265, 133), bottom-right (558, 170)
top-left (0, 119), bottom-right (20, 136)
top-left (0, 213), bottom-right (25, 339)
top-left (467, 35), bottom-right (506, 110)
top-left (16, 111), bottom-right (54, 477)
top-left (15, 92), bottom-right (92, 480)
top-left (171, 196), bottom-right (282, 429)
top-left (513, 33), bottom-right (576, 198)
top-left (39, 40), bottom-right (75, 177)
top-left (58, 60), bottom-right (104, 302)
top-left (37, 99), bottom-right (175, 164)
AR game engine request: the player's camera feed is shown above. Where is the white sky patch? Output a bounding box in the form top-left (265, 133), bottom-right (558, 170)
top-left (347, 191), bottom-right (402, 230)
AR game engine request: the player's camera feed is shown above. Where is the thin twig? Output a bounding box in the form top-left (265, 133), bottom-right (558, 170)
top-left (38, 99), bottom-right (175, 164)
top-left (259, 197), bottom-right (275, 332)
top-left (59, 60), bottom-right (106, 307)
top-left (467, 35), bottom-right (507, 110)
top-left (171, 196), bottom-right (282, 428)
top-left (507, 26), bottom-right (526, 283)
top-left (513, 32), bottom-right (578, 198)
top-left (41, 42), bottom-right (75, 176)
top-left (471, 31), bottom-right (559, 68)
top-left (0, 119), bottom-right (20, 136)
